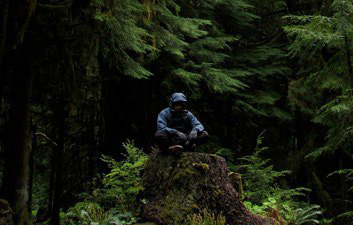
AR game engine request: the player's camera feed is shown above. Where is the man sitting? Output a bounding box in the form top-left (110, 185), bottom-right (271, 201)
top-left (155, 92), bottom-right (209, 153)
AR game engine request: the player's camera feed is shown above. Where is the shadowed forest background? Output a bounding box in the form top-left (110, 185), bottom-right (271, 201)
top-left (0, 0), bottom-right (352, 224)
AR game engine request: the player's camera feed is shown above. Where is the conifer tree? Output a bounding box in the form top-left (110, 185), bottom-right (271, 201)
top-left (284, 0), bottom-right (353, 221)
top-left (284, 0), bottom-right (353, 159)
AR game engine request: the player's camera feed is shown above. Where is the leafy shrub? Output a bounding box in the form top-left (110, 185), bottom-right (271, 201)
top-left (62, 140), bottom-right (146, 225)
top-left (238, 132), bottom-right (324, 224)
top-left (63, 201), bottom-right (138, 225)
top-left (63, 202), bottom-right (107, 225)
top-left (96, 140), bottom-right (147, 210)
top-left (235, 131), bottom-right (291, 204)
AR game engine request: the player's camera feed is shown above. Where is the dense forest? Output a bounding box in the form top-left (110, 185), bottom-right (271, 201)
top-left (0, 0), bottom-right (353, 224)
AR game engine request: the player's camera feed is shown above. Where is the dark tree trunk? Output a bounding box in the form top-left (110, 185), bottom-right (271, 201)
top-left (0, 69), bottom-right (33, 225)
top-left (0, 1), bottom-right (36, 224)
top-left (50, 102), bottom-right (66, 225)
top-left (88, 124), bottom-right (97, 192)
top-left (140, 152), bottom-right (271, 225)
top-left (0, 0), bottom-right (9, 68)
top-left (27, 122), bottom-right (37, 215)
top-left (46, 121), bottom-right (60, 220)
top-left (47, 145), bottom-right (56, 219)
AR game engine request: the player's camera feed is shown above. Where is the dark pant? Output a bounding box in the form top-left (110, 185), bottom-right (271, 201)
top-left (154, 130), bottom-right (209, 152)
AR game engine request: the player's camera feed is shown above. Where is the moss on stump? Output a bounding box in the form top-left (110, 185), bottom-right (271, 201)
top-left (139, 152), bottom-right (271, 225)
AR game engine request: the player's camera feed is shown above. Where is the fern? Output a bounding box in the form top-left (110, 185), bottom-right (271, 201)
top-left (286, 205), bottom-right (322, 225)
top-left (235, 131), bottom-right (291, 204)
top-left (93, 0), bottom-right (154, 79)
top-left (63, 141), bottom-right (146, 225)
top-left (239, 133), bottom-right (324, 225)
top-left (284, 0), bottom-right (353, 163)
top-left (63, 201), bottom-right (108, 225)
top-left (98, 140), bottom-right (147, 210)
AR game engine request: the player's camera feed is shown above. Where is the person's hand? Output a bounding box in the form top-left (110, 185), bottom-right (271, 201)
top-left (176, 131), bottom-right (188, 143)
top-left (188, 130), bottom-right (198, 142)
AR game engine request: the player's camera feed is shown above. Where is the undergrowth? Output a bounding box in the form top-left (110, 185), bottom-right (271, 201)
top-left (237, 131), bottom-right (323, 225)
top-left (62, 140), bottom-right (146, 225)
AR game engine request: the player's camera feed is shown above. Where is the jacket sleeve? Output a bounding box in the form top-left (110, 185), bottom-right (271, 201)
top-left (187, 112), bottom-right (204, 132)
top-left (157, 110), bottom-right (177, 134)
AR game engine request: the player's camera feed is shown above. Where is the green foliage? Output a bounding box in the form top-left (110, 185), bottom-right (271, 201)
top-left (235, 131), bottom-right (292, 204)
top-left (93, 0), bottom-right (153, 78)
top-left (63, 201), bottom-right (138, 225)
top-left (244, 196), bottom-right (280, 215)
top-left (282, 1), bottom-right (353, 222)
top-left (240, 132), bottom-right (323, 224)
top-left (336, 211), bottom-right (353, 221)
top-left (62, 140), bottom-right (146, 225)
top-left (95, 140), bottom-right (147, 210)
top-left (284, 0), bottom-right (353, 159)
top-left (283, 15), bottom-right (341, 56)
top-left (152, 0), bottom-right (245, 92)
top-left (328, 169), bottom-right (353, 221)
top-left (4, 0), bottom-right (352, 224)
top-left (188, 209), bottom-right (226, 225)
top-left (319, 218), bottom-right (334, 225)
top-left (286, 205), bottom-right (322, 225)
top-left (63, 202), bottom-right (108, 225)
top-left (244, 188), bottom-right (311, 215)
top-left (145, 0), bottom-right (291, 111)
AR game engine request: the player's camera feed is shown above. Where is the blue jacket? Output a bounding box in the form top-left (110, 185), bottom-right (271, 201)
top-left (157, 108), bottom-right (204, 134)
top-left (157, 92), bottom-right (204, 134)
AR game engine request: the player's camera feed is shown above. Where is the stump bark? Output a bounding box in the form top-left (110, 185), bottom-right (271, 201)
top-left (140, 152), bottom-right (270, 225)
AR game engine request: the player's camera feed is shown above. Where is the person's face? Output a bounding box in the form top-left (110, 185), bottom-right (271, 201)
top-left (173, 102), bottom-right (185, 112)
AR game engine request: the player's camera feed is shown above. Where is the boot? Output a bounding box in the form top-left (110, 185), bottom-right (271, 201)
top-left (168, 145), bottom-right (183, 154)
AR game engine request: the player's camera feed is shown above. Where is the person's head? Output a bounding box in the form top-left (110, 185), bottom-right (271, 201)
top-left (172, 101), bottom-right (186, 112)
top-left (170, 92), bottom-right (187, 112)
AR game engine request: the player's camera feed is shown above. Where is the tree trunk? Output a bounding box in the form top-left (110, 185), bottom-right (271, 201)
top-left (0, 1), bottom-right (37, 223)
top-left (50, 102), bottom-right (66, 225)
top-left (47, 145), bottom-right (56, 220)
top-left (140, 152), bottom-right (271, 225)
top-left (0, 0), bottom-right (9, 68)
top-left (88, 124), bottom-right (97, 192)
top-left (27, 122), bottom-right (37, 215)
top-left (0, 70), bottom-right (33, 225)
top-left (320, 0), bottom-right (332, 16)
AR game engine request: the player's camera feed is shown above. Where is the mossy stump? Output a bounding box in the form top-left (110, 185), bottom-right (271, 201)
top-left (139, 152), bottom-right (270, 225)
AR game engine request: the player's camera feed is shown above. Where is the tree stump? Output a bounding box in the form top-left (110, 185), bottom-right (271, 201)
top-left (139, 152), bottom-right (270, 225)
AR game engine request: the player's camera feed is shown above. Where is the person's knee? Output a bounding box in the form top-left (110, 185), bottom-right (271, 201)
top-left (195, 131), bottom-right (208, 145)
top-left (200, 131), bottom-right (209, 139)
top-left (155, 131), bottom-right (168, 139)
